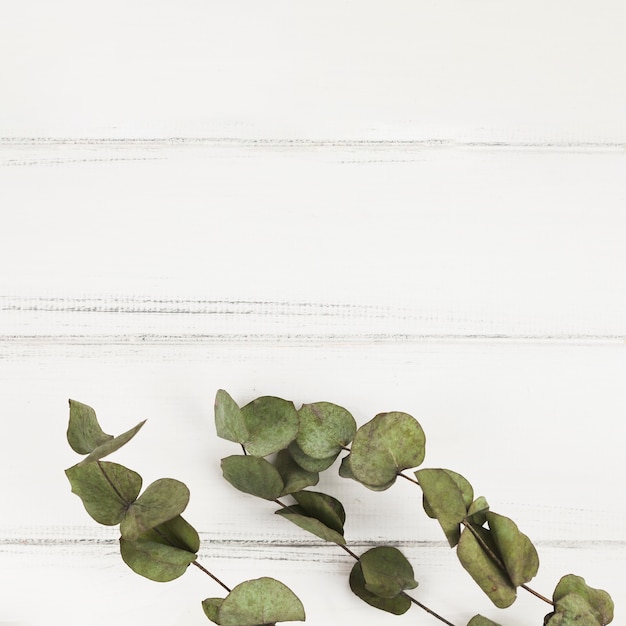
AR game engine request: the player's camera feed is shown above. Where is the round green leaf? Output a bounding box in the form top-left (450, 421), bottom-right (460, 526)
top-left (416, 468), bottom-right (474, 547)
top-left (240, 396), bottom-right (300, 457)
top-left (551, 575), bottom-right (614, 625)
top-left (288, 440), bottom-right (338, 472)
top-left (120, 478), bottom-right (190, 541)
top-left (457, 525), bottom-right (516, 608)
top-left (142, 515), bottom-right (200, 553)
top-left (276, 506), bottom-right (346, 545)
top-left (65, 461), bottom-right (142, 525)
top-left (296, 402), bottom-right (356, 459)
top-left (545, 593), bottom-right (606, 626)
top-left (349, 412), bottom-right (426, 489)
top-left (67, 400), bottom-right (113, 454)
top-left (487, 512), bottom-right (539, 587)
top-left (467, 615), bottom-right (502, 626)
top-left (120, 537), bottom-right (196, 582)
top-left (291, 490), bottom-right (345, 535)
top-left (202, 598), bottom-right (224, 624)
top-left (359, 546), bottom-right (418, 598)
top-left (274, 449), bottom-right (319, 496)
top-left (349, 562), bottom-right (411, 615)
top-left (221, 455), bottom-right (284, 500)
top-left (339, 454), bottom-right (395, 491)
top-left (217, 577), bottom-right (305, 626)
top-left (214, 389), bottom-right (249, 445)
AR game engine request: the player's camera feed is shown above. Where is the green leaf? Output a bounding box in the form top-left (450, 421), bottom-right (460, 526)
top-left (202, 598), bottom-right (223, 624)
top-left (416, 468), bottom-right (473, 547)
top-left (120, 478), bottom-right (190, 541)
top-left (349, 561), bottom-right (411, 615)
top-left (276, 506), bottom-right (346, 545)
top-left (486, 512), bottom-right (538, 587)
top-left (120, 536), bottom-right (196, 582)
top-left (296, 402), bottom-right (356, 459)
top-left (216, 577), bottom-right (305, 626)
top-left (349, 412), bottom-right (426, 489)
top-left (67, 399), bottom-right (113, 454)
top-left (142, 515), bottom-right (200, 553)
top-left (221, 455), bottom-right (284, 500)
top-left (214, 389), bottom-right (249, 445)
top-left (359, 546), bottom-right (418, 598)
top-left (467, 497), bottom-right (490, 526)
top-left (79, 420), bottom-right (147, 465)
top-left (339, 454), bottom-right (396, 491)
top-left (291, 490), bottom-right (345, 535)
top-left (467, 615), bottom-right (501, 626)
top-left (549, 575), bottom-right (614, 625)
top-left (456, 524), bottom-right (516, 608)
top-left (65, 461), bottom-right (142, 525)
top-left (240, 396), bottom-right (300, 457)
top-left (544, 593), bottom-right (606, 626)
top-left (288, 440), bottom-right (338, 472)
top-left (274, 449), bottom-right (319, 496)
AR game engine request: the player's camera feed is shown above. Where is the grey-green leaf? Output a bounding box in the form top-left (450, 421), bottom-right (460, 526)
top-left (296, 402), bottom-right (356, 459)
top-left (79, 419), bottom-right (146, 465)
top-left (240, 396), bottom-right (300, 457)
top-left (221, 455), bottom-right (284, 500)
top-left (66, 461), bottom-right (142, 525)
top-left (416, 468), bottom-right (473, 547)
top-left (202, 598), bottom-right (224, 624)
top-left (550, 574), bottom-right (614, 625)
top-left (487, 512), bottom-right (539, 587)
top-left (339, 454), bottom-right (396, 491)
top-left (292, 490), bottom-right (346, 534)
top-left (467, 615), bottom-right (502, 626)
top-left (276, 506), bottom-right (346, 545)
top-left (217, 577), bottom-right (305, 626)
top-left (274, 449), bottom-right (319, 496)
top-left (214, 389), bottom-right (249, 445)
top-left (359, 546), bottom-right (418, 598)
top-left (120, 478), bottom-right (191, 541)
top-left (142, 515), bottom-right (200, 553)
top-left (349, 412), bottom-right (426, 489)
top-left (120, 536), bottom-right (196, 582)
top-left (456, 525), bottom-right (516, 608)
top-left (467, 496), bottom-right (490, 526)
top-left (349, 561), bottom-right (411, 615)
top-left (67, 399), bottom-right (113, 454)
top-left (288, 440), bottom-right (338, 472)
top-left (544, 593), bottom-right (606, 626)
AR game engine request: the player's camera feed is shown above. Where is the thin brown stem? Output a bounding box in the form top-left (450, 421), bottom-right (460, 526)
top-left (521, 583), bottom-right (554, 606)
top-left (403, 593), bottom-right (458, 626)
top-left (398, 471), bottom-right (421, 486)
top-left (192, 561), bottom-right (232, 593)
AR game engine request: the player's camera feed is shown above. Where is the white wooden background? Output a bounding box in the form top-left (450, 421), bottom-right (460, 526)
top-left (1, 2), bottom-right (625, 625)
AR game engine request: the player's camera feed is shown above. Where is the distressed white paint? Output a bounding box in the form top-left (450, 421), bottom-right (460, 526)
top-left (1, 2), bottom-right (624, 625)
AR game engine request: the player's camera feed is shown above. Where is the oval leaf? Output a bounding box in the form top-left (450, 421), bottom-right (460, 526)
top-left (143, 515), bottom-right (200, 553)
top-left (67, 399), bottom-right (113, 454)
top-left (349, 412), bottom-right (426, 489)
top-left (487, 512), bottom-right (539, 587)
top-left (457, 525), bottom-right (516, 608)
top-left (65, 461), bottom-right (142, 525)
top-left (296, 402), bottom-right (356, 459)
top-left (551, 574), bottom-right (614, 625)
top-left (359, 546), bottom-right (418, 598)
top-left (217, 577), bottom-right (305, 626)
top-left (276, 506), bottom-right (346, 545)
top-left (121, 478), bottom-right (190, 541)
top-left (545, 593), bottom-right (606, 626)
top-left (349, 562), bottom-right (411, 615)
top-left (221, 455), bottom-right (284, 500)
top-left (416, 468), bottom-right (473, 547)
top-left (214, 389), bottom-right (249, 445)
top-left (339, 454), bottom-right (396, 491)
top-left (202, 598), bottom-right (223, 624)
top-left (288, 440), bottom-right (338, 472)
top-left (274, 449), bottom-right (319, 496)
top-left (292, 490), bottom-right (346, 534)
top-left (120, 537), bottom-right (196, 582)
top-left (240, 396), bottom-right (299, 457)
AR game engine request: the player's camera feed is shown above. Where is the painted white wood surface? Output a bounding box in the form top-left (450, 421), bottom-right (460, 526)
top-left (2, 3), bottom-right (625, 625)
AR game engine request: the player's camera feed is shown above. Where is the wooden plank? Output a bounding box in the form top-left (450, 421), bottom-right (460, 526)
top-left (2, 142), bottom-right (626, 337)
top-left (2, 2), bottom-right (626, 141)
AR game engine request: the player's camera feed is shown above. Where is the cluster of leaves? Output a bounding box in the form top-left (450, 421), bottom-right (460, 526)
top-left (65, 400), bottom-right (305, 626)
top-left (215, 390), bottom-right (614, 626)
